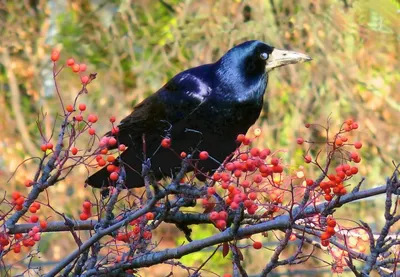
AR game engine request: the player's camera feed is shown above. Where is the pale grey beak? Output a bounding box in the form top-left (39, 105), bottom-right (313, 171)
top-left (266, 48), bottom-right (312, 72)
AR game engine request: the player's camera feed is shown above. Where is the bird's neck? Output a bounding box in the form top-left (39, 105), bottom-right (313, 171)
top-left (214, 59), bottom-right (268, 103)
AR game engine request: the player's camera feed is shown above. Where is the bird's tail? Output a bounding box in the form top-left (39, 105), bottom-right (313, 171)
top-left (85, 148), bottom-right (145, 189)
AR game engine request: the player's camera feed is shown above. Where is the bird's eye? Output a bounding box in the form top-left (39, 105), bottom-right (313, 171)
top-left (260, 52), bottom-right (269, 60)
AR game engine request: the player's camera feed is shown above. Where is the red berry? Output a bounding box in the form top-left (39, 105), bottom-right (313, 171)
top-left (24, 180), bottom-right (33, 187)
top-left (208, 212), bottom-right (218, 221)
top-left (30, 215), bottom-right (39, 223)
top-left (40, 220), bottom-right (48, 229)
top-left (98, 159), bottom-right (106, 166)
top-left (215, 220), bottom-right (226, 229)
top-left (306, 179), bottom-right (314, 186)
top-left (29, 206), bottom-right (37, 213)
top-left (46, 142), bottom-right (53, 150)
top-left (108, 137), bottom-right (117, 147)
top-left (297, 137), bottom-right (304, 144)
top-left (253, 241), bottom-right (262, 249)
top-left (145, 212), bottom-right (154, 220)
top-left (119, 144), bottom-right (126, 151)
top-left (271, 157), bottom-right (279, 166)
top-left (79, 63), bottom-right (87, 72)
top-left (51, 51), bottom-right (60, 62)
top-left (161, 138), bottom-right (171, 148)
top-left (66, 104), bottom-right (74, 113)
top-left (109, 116), bottom-right (116, 123)
top-left (350, 167), bottom-right (358, 174)
top-left (236, 134), bottom-right (245, 142)
top-left (352, 122), bottom-right (358, 129)
top-left (259, 149), bottom-right (271, 159)
top-left (207, 187), bottom-right (216, 195)
top-left (72, 64), bottom-right (80, 72)
top-left (71, 147), bottom-right (78, 155)
top-left (41, 144), bottom-right (47, 152)
top-left (304, 155), bottom-right (312, 163)
top-left (11, 192), bottom-right (21, 201)
top-left (253, 174), bottom-right (263, 184)
top-left (250, 147), bottom-right (260, 157)
top-left (15, 197), bottom-right (24, 205)
top-left (88, 128), bottom-right (96, 135)
top-left (234, 170), bottom-right (242, 178)
top-left (80, 213), bottom-right (89, 220)
top-left (305, 123), bottom-right (311, 128)
top-left (110, 172), bottom-right (119, 181)
top-left (354, 141), bottom-right (362, 149)
top-left (218, 211), bottom-right (228, 220)
top-left (66, 58), bottom-right (75, 66)
top-left (180, 151), bottom-right (187, 158)
top-left (199, 151), bottom-right (209, 160)
top-left (248, 192), bottom-right (257, 200)
top-left (81, 75), bottom-right (89, 84)
top-left (83, 201), bottom-right (92, 210)
top-left (78, 103), bottom-right (86, 111)
top-left (88, 114), bottom-right (98, 123)
top-left (321, 240), bottom-right (330, 247)
top-left (75, 115), bottom-right (83, 121)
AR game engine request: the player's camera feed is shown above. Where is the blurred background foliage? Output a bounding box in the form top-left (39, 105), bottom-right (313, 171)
top-left (0, 0), bottom-right (399, 276)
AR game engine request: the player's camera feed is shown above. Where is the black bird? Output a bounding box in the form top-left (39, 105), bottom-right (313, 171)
top-left (87, 40), bottom-right (311, 189)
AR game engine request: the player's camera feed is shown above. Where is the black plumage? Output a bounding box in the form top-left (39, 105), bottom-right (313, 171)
top-left (86, 40), bottom-right (311, 189)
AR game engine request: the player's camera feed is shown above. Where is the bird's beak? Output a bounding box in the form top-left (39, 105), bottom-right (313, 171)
top-left (266, 48), bottom-right (312, 72)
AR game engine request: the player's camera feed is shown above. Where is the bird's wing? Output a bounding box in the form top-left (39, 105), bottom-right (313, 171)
top-left (107, 66), bottom-right (213, 147)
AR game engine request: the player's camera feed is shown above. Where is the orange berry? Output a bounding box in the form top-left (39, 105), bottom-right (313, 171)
top-left (145, 212), bottom-right (154, 220)
top-left (107, 164), bottom-right (117, 172)
top-left (107, 155), bottom-right (116, 163)
top-left (326, 226), bottom-right (336, 235)
top-left (72, 64), bottom-right (80, 72)
top-left (88, 128), bottom-right (96, 135)
top-left (29, 206), bottom-right (37, 213)
top-left (41, 144), bottom-right (47, 152)
top-left (335, 138), bottom-right (343, 146)
top-left (66, 104), bottom-right (74, 113)
top-left (320, 232), bottom-right (331, 240)
top-left (88, 114), bottom-right (98, 123)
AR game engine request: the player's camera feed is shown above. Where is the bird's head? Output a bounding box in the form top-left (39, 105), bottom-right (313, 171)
top-left (220, 40), bottom-right (311, 77)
